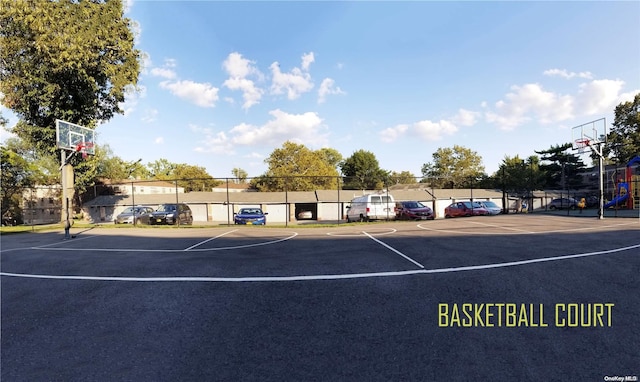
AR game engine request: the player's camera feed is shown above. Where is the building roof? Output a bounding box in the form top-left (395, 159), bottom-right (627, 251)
top-left (83, 187), bottom-right (505, 207)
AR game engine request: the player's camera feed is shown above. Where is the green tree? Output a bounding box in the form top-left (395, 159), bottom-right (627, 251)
top-left (1, 145), bottom-right (37, 224)
top-left (493, 155), bottom-right (543, 195)
top-left (231, 168), bottom-right (248, 183)
top-left (97, 147), bottom-right (148, 181)
top-left (251, 141), bottom-right (340, 191)
top-left (173, 164), bottom-right (221, 192)
top-left (536, 144), bottom-right (586, 190)
top-left (317, 147), bottom-right (343, 169)
top-left (390, 171), bottom-right (417, 185)
top-left (0, 0), bottom-right (141, 154)
top-left (421, 145), bottom-right (485, 188)
top-left (340, 150), bottom-right (389, 190)
top-left (605, 93), bottom-right (640, 164)
top-left (147, 159), bottom-right (178, 180)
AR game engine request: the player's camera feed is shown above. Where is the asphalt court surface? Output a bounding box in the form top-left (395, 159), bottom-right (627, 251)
top-left (2, 214), bottom-right (639, 280)
top-left (2, 214), bottom-right (639, 381)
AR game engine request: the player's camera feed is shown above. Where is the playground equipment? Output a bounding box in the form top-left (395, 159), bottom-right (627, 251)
top-left (605, 156), bottom-right (639, 209)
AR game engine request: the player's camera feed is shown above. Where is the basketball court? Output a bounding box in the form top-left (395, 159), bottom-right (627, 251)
top-left (2, 214), bottom-right (638, 282)
top-left (2, 214), bottom-right (638, 380)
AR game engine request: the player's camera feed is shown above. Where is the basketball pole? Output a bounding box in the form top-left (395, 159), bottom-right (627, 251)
top-left (589, 141), bottom-right (605, 220)
top-left (60, 149), bottom-right (75, 239)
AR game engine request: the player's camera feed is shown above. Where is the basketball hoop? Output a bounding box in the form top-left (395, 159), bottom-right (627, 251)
top-left (75, 142), bottom-right (94, 159)
top-left (574, 138), bottom-right (590, 154)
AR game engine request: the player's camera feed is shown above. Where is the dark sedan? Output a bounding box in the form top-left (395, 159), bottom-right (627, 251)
top-left (150, 203), bottom-right (193, 225)
top-left (395, 201), bottom-right (434, 220)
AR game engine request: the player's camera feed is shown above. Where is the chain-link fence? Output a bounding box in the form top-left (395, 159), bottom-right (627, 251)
top-left (7, 170), bottom-right (637, 227)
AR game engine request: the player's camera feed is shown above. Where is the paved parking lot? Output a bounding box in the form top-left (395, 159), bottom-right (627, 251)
top-left (2, 215), bottom-right (639, 381)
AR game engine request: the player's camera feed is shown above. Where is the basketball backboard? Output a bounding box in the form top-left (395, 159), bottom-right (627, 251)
top-left (56, 119), bottom-right (96, 155)
top-left (571, 118), bottom-right (607, 151)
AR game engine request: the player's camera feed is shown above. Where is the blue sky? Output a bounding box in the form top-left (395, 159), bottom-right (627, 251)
top-left (2, 1), bottom-right (639, 179)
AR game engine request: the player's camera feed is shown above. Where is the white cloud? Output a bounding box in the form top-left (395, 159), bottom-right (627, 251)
top-left (224, 77), bottom-right (263, 110)
top-left (451, 108), bottom-right (479, 127)
top-left (413, 119), bottom-right (458, 141)
top-left (123, 0), bottom-right (133, 14)
top-left (119, 84), bottom-right (145, 117)
top-left (160, 80), bottom-right (219, 108)
top-left (485, 83), bottom-right (573, 130)
top-left (318, 78), bottom-right (346, 104)
top-left (230, 109), bottom-right (326, 146)
top-left (544, 68), bottom-right (593, 80)
top-left (223, 52), bottom-right (259, 78)
top-left (189, 123), bottom-right (213, 135)
top-left (269, 53), bottom-right (314, 100)
top-left (380, 124), bottom-right (409, 143)
top-left (154, 137), bottom-right (164, 144)
top-left (222, 52), bottom-right (264, 110)
top-left (575, 79), bottom-right (626, 116)
top-left (194, 131), bottom-right (235, 155)
top-left (149, 58), bottom-right (178, 79)
top-left (380, 109), bottom-right (472, 143)
top-left (150, 67), bottom-right (177, 80)
top-left (140, 108), bottom-right (157, 123)
top-left (301, 52), bottom-right (315, 71)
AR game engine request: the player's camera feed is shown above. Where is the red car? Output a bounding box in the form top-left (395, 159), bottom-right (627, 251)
top-left (444, 201), bottom-right (489, 218)
top-left (395, 201), bottom-right (434, 220)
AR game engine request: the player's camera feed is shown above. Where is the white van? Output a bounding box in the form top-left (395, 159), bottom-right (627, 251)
top-left (346, 193), bottom-right (396, 222)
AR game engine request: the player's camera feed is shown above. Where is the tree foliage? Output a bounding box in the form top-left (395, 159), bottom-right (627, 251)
top-left (0, 0), bottom-right (141, 154)
top-left (390, 171), bottom-right (417, 185)
top-left (421, 145), bottom-right (485, 188)
top-left (606, 93), bottom-right (640, 164)
top-left (340, 150), bottom-right (389, 190)
top-left (493, 155), bottom-right (544, 194)
top-left (251, 141), bottom-right (340, 191)
top-left (231, 168), bottom-right (248, 183)
top-left (173, 164), bottom-right (221, 192)
top-left (97, 146), bottom-right (148, 181)
top-left (1, 145), bottom-right (37, 223)
top-left (535, 144), bottom-right (586, 190)
top-left (147, 159), bottom-right (178, 180)
top-left (316, 147), bottom-right (343, 169)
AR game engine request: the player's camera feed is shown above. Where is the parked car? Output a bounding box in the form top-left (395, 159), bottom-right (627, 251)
top-left (234, 208), bottom-right (268, 225)
top-left (479, 200), bottom-right (502, 215)
top-left (444, 201), bottom-right (489, 218)
top-left (395, 201), bottom-right (434, 220)
top-left (114, 206), bottom-right (154, 224)
top-left (297, 210), bottom-right (313, 220)
top-left (150, 203), bottom-right (193, 225)
top-left (548, 198), bottom-right (579, 210)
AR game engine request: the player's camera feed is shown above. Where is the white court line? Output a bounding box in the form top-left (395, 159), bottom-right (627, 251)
top-left (184, 230), bottom-right (238, 251)
top-left (466, 221), bottom-right (534, 233)
top-left (418, 221), bottom-right (638, 235)
top-left (1, 243), bottom-right (637, 282)
top-left (34, 235), bottom-right (98, 248)
top-left (362, 231), bottom-right (424, 269)
top-left (24, 232), bottom-right (298, 253)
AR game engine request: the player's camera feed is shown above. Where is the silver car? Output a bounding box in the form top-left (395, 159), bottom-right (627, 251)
top-left (114, 206), bottom-right (154, 224)
top-left (479, 200), bottom-right (502, 215)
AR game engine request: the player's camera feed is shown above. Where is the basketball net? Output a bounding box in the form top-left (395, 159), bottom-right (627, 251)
top-left (75, 142), bottom-right (94, 159)
top-left (574, 138), bottom-right (590, 155)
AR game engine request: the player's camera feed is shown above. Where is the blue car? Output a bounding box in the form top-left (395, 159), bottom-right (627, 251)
top-left (234, 208), bottom-right (268, 225)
